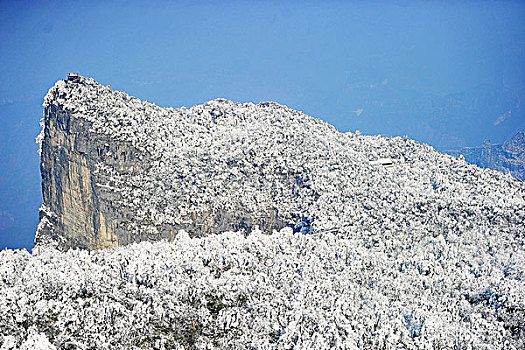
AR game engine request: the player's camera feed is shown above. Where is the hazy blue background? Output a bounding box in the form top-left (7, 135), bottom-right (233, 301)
top-left (1, 0), bottom-right (524, 250)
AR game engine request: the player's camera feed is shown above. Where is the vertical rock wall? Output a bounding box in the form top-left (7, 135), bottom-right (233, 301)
top-left (36, 105), bottom-right (119, 249)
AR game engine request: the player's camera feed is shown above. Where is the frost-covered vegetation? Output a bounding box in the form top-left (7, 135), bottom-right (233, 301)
top-left (6, 76), bottom-right (522, 348)
top-left (1, 226), bottom-right (524, 349)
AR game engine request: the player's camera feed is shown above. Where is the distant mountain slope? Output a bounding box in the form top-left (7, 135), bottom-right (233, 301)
top-left (36, 75), bottom-right (524, 251)
top-left (444, 132), bottom-right (525, 181)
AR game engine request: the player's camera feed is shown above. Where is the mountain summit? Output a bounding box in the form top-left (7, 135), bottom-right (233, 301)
top-left (36, 75), bottom-right (524, 251)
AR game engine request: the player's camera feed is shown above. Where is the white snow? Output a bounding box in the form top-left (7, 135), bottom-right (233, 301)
top-left (1, 225), bottom-right (525, 349)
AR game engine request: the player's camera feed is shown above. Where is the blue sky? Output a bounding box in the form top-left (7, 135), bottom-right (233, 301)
top-left (1, 0), bottom-right (524, 250)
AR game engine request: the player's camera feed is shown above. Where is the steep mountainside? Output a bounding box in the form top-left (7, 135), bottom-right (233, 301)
top-left (36, 75), bottom-right (524, 252)
top-left (444, 132), bottom-right (525, 181)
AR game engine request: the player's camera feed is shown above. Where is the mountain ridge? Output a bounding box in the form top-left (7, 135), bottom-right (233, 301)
top-left (36, 75), bottom-right (524, 251)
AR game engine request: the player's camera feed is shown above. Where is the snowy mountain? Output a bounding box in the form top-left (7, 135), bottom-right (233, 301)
top-left (0, 74), bottom-right (523, 348)
top-left (36, 75), bottom-right (525, 252)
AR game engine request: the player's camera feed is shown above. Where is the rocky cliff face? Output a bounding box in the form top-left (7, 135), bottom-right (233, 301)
top-left (35, 75), bottom-right (525, 251)
top-left (37, 102), bottom-right (139, 250)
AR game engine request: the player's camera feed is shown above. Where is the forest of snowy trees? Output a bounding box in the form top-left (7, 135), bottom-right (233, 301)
top-left (1, 223), bottom-right (524, 349)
